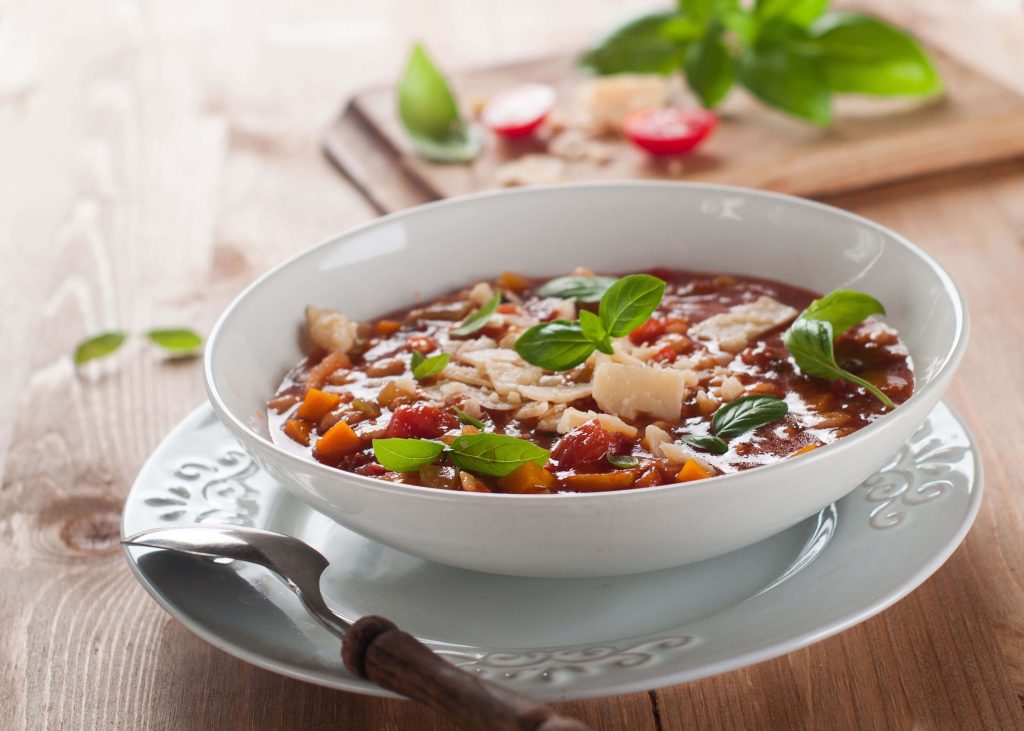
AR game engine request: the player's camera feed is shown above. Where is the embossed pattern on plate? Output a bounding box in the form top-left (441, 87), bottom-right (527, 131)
top-left (122, 402), bottom-right (980, 700)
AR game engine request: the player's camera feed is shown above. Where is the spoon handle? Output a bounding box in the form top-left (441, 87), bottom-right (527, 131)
top-left (342, 615), bottom-right (591, 731)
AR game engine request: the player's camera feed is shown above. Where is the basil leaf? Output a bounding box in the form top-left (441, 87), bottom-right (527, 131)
top-left (685, 24), bottom-right (734, 108)
top-left (599, 274), bottom-right (667, 338)
top-left (607, 452), bottom-right (640, 469)
top-left (74, 331), bottom-right (126, 365)
top-left (737, 30), bottom-right (831, 126)
top-left (811, 13), bottom-right (942, 97)
top-left (755, 0), bottom-right (828, 26)
top-left (397, 43), bottom-right (482, 163)
top-left (412, 352), bottom-right (450, 381)
top-left (798, 289), bottom-right (885, 336)
top-left (147, 328), bottom-right (203, 353)
top-left (712, 395), bottom-right (789, 439)
top-left (536, 275), bottom-right (616, 303)
top-left (372, 438), bottom-right (446, 472)
top-left (682, 434), bottom-right (729, 454)
top-left (785, 319), bottom-right (895, 408)
top-left (578, 310), bottom-right (613, 355)
top-left (515, 321), bottom-right (596, 371)
top-left (454, 408), bottom-right (486, 429)
top-left (453, 292), bottom-right (500, 336)
top-left (449, 433), bottom-right (550, 477)
top-left (579, 12), bottom-right (690, 75)
top-left (410, 350), bottom-right (425, 370)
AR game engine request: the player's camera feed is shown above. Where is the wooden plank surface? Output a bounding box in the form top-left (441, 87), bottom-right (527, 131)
top-left (2, 1), bottom-right (1024, 730)
top-left (340, 47), bottom-right (1024, 205)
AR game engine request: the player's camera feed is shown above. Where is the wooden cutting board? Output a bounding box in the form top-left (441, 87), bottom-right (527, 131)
top-left (325, 48), bottom-right (1024, 213)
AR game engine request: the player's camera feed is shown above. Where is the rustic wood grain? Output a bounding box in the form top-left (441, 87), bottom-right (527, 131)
top-left (341, 48), bottom-right (1024, 203)
top-left (2, 1), bottom-right (1024, 730)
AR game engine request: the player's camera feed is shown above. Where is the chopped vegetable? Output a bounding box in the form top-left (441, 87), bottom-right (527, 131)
top-left (497, 461), bottom-right (557, 493)
top-left (314, 421), bottom-right (361, 461)
top-left (623, 108), bottom-right (717, 157)
top-left (562, 470), bottom-right (639, 492)
top-left (676, 459), bottom-right (713, 482)
top-left (283, 419), bottom-right (312, 446)
top-left (482, 84), bottom-right (556, 138)
top-left (295, 388), bottom-right (342, 421)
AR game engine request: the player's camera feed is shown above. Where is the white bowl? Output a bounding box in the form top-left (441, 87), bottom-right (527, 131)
top-left (205, 183), bottom-right (968, 578)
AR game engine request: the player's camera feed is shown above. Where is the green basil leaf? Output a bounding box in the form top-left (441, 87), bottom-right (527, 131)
top-left (579, 12), bottom-right (690, 75)
top-left (397, 43), bottom-right (482, 162)
top-left (74, 331), bottom-right (127, 365)
top-left (599, 274), bottom-right (667, 338)
top-left (811, 13), bottom-right (942, 97)
top-left (449, 433), bottom-right (550, 477)
top-left (536, 275), bottom-right (617, 303)
top-left (515, 321), bottom-right (597, 371)
top-left (660, 16), bottom-right (706, 43)
top-left (607, 452), bottom-right (640, 469)
top-left (410, 350), bottom-right (426, 370)
top-left (412, 352), bottom-right (450, 381)
top-left (146, 328), bottom-right (203, 353)
top-left (453, 292), bottom-right (501, 336)
top-left (682, 434), bottom-right (729, 454)
top-left (755, 0), bottom-right (828, 26)
top-left (737, 31), bottom-right (832, 126)
top-left (784, 319), bottom-right (895, 408)
top-left (798, 289), bottom-right (885, 336)
top-left (372, 438), bottom-right (446, 472)
top-left (578, 310), bottom-right (613, 354)
top-left (685, 24), bottom-right (735, 108)
top-left (454, 408), bottom-right (486, 429)
top-left (711, 395), bottom-right (789, 439)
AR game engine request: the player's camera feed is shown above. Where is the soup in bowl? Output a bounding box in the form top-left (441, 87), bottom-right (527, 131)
top-left (205, 183), bottom-right (967, 577)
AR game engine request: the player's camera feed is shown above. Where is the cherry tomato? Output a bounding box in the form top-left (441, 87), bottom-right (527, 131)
top-left (386, 404), bottom-right (458, 439)
top-left (550, 420), bottom-right (629, 469)
top-left (623, 108), bottom-right (718, 157)
top-left (482, 84), bottom-right (556, 138)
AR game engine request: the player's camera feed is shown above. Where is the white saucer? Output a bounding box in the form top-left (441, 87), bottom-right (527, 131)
top-left (122, 402), bottom-right (981, 701)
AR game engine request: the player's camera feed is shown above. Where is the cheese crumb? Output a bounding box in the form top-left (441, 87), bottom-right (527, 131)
top-left (719, 376), bottom-right (744, 402)
top-left (578, 75), bottom-right (670, 134)
top-left (496, 155), bottom-right (566, 187)
top-left (306, 306), bottom-right (358, 354)
top-left (556, 408), bottom-right (639, 438)
top-left (592, 361), bottom-right (686, 422)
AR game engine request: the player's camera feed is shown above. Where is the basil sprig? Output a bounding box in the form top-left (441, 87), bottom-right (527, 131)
top-left (454, 408), bottom-right (486, 429)
top-left (515, 274), bottom-right (666, 371)
top-left (453, 292), bottom-right (501, 336)
top-left (785, 289), bottom-right (895, 408)
top-left (682, 434), bottom-right (729, 455)
top-left (712, 395), bottom-right (789, 439)
top-left (372, 438), bottom-right (447, 472)
top-left (580, 3), bottom-right (941, 125)
top-left (74, 327), bottom-right (203, 366)
top-left (371, 432), bottom-right (549, 478)
top-left (537, 275), bottom-right (617, 303)
top-left (397, 43), bottom-right (482, 162)
top-left (607, 452), bottom-right (640, 469)
top-left (411, 351), bottom-right (450, 381)
top-left (74, 332), bottom-right (127, 365)
top-left (786, 319), bottom-right (895, 408)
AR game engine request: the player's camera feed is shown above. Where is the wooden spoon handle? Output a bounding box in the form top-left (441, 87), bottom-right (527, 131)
top-left (342, 615), bottom-right (591, 731)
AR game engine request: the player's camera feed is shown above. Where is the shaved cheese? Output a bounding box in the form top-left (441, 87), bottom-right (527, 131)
top-left (592, 361), bottom-right (686, 422)
top-left (688, 296), bottom-right (797, 353)
top-left (661, 442), bottom-right (712, 472)
top-left (459, 348), bottom-right (523, 366)
top-left (542, 297), bottom-right (576, 322)
top-left (393, 377), bottom-right (418, 396)
top-left (517, 382), bottom-right (592, 404)
top-left (719, 376), bottom-right (744, 402)
top-left (644, 424), bottom-right (672, 457)
top-left (442, 364), bottom-right (492, 388)
top-left (556, 408), bottom-right (638, 438)
top-left (515, 400), bottom-right (551, 420)
top-left (579, 75), bottom-right (670, 134)
top-left (306, 306), bottom-right (358, 354)
top-left (469, 282), bottom-right (494, 306)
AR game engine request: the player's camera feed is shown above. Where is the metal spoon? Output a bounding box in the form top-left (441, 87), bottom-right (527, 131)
top-left (123, 525), bottom-right (589, 731)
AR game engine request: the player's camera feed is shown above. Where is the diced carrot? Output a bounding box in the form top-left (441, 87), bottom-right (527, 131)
top-left (562, 470), bottom-right (638, 492)
top-left (496, 303), bottom-right (519, 314)
top-left (296, 388), bottom-right (342, 421)
top-left (676, 459), bottom-right (712, 483)
top-left (314, 421), bottom-right (361, 461)
top-left (789, 444), bottom-right (818, 458)
top-left (283, 419), bottom-right (312, 446)
top-left (459, 472), bottom-right (492, 493)
top-left (375, 319), bottom-right (402, 336)
top-left (496, 271), bottom-right (529, 292)
top-left (498, 461), bottom-right (557, 494)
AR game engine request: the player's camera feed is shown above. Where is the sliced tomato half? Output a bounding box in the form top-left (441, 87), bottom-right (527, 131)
top-left (482, 83), bottom-right (556, 138)
top-left (623, 108), bottom-right (718, 157)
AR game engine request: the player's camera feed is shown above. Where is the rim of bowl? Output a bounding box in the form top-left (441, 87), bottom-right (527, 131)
top-left (205, 181), bottom-right (969, 502)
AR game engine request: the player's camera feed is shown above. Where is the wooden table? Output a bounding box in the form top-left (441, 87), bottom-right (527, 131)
top-left (2, 1), bottom-right (1023, 728)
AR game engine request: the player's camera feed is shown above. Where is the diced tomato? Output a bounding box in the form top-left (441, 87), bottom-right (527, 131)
top-left (551, 420), bottom-right (628, 469)
top-left (652, 344), bottom-right (677, 363)
top-left (385, 403), bottom-right (458, 439)
top-left (629, 317), bottom-right (666, 345)
top-left (623, 108), bottom-right (717, 157)
top-left (482, 84), bottom-right (556, 138)
top-left (355, 462), bottom-right (388, 477)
